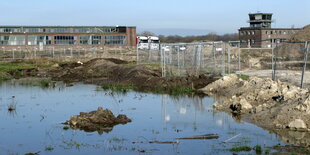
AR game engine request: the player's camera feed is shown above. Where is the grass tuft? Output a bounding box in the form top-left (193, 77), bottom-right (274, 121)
top-left (237, 74), bottom-right (250, 81)
top-left (254, 145), bottom-right (262, 154)
top-left (101, 84), bottom-right (137, 93)
top-left (229, 146), bottom-right (252, 152)
top-left (45, 145), bottom-right (54, 151)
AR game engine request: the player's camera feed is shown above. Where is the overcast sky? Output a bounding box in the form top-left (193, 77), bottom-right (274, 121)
top-left (1, 0), bottom-right (309, 36)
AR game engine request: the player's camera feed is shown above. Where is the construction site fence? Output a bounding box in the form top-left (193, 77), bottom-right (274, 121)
top-left (1, 40), bottom-right (310, 88)
top-left (137, 40), bottom-right (310, 88)
top-left (0, 46), bottom-right (136, 61)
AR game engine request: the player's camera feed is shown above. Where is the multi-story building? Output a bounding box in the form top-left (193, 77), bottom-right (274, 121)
top-left (0, 26), bottom-right (136, 50)
top-left (239, 13), bottom-right (301, 48)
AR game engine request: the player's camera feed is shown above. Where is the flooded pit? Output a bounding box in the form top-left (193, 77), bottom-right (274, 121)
top-left (0, 81), bottom-right (284, 155)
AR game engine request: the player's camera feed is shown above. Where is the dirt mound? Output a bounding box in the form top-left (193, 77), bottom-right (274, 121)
top-left (274, 25), bottom-right (310, 58)
top-left (46, 58), bottom-right (217, 92)
top-left (63, 107), bottom-right (131, 135)
top-left (291, 25), bottom-right (310, 42)
top-left (201, 75), bottom-right (310, 133)
top-left (274, 43), bottom-right (305, 58)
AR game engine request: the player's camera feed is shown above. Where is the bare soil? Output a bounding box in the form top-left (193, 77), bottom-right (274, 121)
top-left (24, 58), bottom-right (217, 93)
top-left (201, 75), bottom-right (310, 146)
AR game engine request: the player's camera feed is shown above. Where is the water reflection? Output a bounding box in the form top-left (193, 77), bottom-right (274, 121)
top-left (0, 81), bottom-right (298, 155)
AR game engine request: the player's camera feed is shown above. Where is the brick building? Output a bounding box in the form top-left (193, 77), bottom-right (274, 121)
top-left (239, 13), bottom-right (301, 48)
top-left (0, 26), bottom-right (136, 50)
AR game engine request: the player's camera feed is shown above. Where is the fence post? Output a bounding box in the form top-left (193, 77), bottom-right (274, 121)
top-left (70, 48), bottom-right (73, 58)
top-left (136, 44), bottom-right (139, 64)
top-left (52, 46), bottom-right (55, 58)
top-left (163, 45), bottom-right (166, 77)
top-left (238, 42), bottom-right (241, 74)
top-left (177, 46), bottom-right (180, 76)
top-left (222, 42), bottom-right (225, 76)
top-left (212, 42), bottom-right (216, 72)
top-left (12, 49), bottom-right (15, 59)
top-left (228, 42), bottom-right (231, 74)
top-left (301, 41), bottom-right (309, 88)
top-left (271, 39), bottom-right (275, 80)
top-left (34, 49), bottom-right (37, 59)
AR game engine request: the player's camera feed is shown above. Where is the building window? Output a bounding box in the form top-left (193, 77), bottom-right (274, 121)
top-left (24, 28), bottom-right (44, 33)
top-left (80, 35), bottom-right (102, 44)
top-left (74, 28), bottom-right (94, 33)
top-left (0, 28), bottom-right (21, 33)
top-left (49, 28), bottom-right (70, 33)
top-left (54, 35), bottom-right (75, 45)
top-left (251, 31), bottom-right (255, 35)
top-left (28, 35), bottom-right (51, 45)
top-left (3, 35), bottom-right (26, 45)
top-left (0, 35), bottom-right (9, 45)
top-left (80, 35), bottom-right (91, 44)
top-left (105, 35), bottom-right (126, 45)
top-left (92, 36), bottom-right (101, 44)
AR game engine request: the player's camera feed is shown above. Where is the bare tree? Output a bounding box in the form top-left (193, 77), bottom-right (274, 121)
top-left (138, 31), bottom-right (156, 36)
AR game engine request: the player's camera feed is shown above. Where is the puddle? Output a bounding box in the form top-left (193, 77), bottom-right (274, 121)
top-left (0, 81), bottom-right (284, 154)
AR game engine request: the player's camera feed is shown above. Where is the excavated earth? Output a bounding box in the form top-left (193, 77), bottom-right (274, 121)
top-left (201, 75), bottom-right (310, 146)
top-left (32, 58), bottom-right (217, 92)
top-left (63, 107), bottom-right (131, 135)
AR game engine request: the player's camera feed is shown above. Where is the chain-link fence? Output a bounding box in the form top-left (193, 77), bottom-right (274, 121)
top-left (136, 40), bottom-right (310, 88)
top-left (0, 46), bottom-right (136, 61)
top-left (273, 41), bottom-right (310, 88)
top-left (1, 40), bottom-right (310, 88)
top-left (159, 42), bottom-right (228, 77)
top-left (136, 48), bottom-right (161, 65)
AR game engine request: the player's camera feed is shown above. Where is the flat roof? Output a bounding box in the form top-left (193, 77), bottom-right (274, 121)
top-left (0, 25), bottom-right (136, 28)
top-left (239, 27), bottom-right (301, 30)
top-left (249, 13), bottom-right (273, 15)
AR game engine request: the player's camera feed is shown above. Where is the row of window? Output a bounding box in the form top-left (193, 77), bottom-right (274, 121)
top-left (0, 35), bottom-right (127, 45)
top-left (240, 31), bottom-right (256, 35)
top-left (0, 27), bottom-right (124, 34)
top-left (241, 38), bottom-right (287, 44)
top-left (265, 30), bottom-right (296, 35)
top-left (240, 30), bottom-right (298, 36)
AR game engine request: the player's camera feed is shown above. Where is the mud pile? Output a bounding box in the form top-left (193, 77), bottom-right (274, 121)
top-left (46, 58), bottom-right (216, 92)
top-left (291, 25), bottom-right (310, 42)
top-left (63, 107), bottom-right (131, 135)
top-left (201, 75), bottom-right (310, 132)
top-left (274, 25), bottom-right (310, 59)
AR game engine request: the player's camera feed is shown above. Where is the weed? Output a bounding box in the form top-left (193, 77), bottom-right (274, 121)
top-left (0, 63), bottom-right (35, 81)
top-left (229, 146), bottom-right (252, 152)
top-left (19, 79), bottom-right (55, 88)
top-left (62, 139), bottom-right (84, 149)
top-left (63, 126), bottom-right (69, 130)
top-left (237, 74), bottom-right (250, 80)
top-left (101, 84), bottom-right (137, 93)
top-left (153, 85), bottom-right (197, 96)
top-left (39, 80), bottom-right (54, 88)
top-left (264, 149), bottom-right (270, 154)
top-left (298, 148), bottom-right (310, 154)
top-left (45, 145), bottom-right (54, 151)
top-left (254, 145), bottom-right (262, 154)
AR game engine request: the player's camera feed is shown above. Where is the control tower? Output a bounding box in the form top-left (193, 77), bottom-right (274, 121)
top-left (239, 12), bottom-right (301, 48)
top-left (248, 13), bottom-right (273, 28)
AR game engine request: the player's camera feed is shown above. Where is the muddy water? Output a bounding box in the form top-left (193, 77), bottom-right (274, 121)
top-left (0, 82), bottom-right (283, 155)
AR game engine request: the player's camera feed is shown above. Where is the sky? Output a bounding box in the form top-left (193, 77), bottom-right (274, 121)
top-left (0, 0), bottom-right (309, 36)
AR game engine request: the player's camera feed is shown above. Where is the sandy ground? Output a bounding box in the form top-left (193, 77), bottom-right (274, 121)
top-left (237, 69), bottom-right (310, 88)
top-left (201, 74), bottom-right (310, 146)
